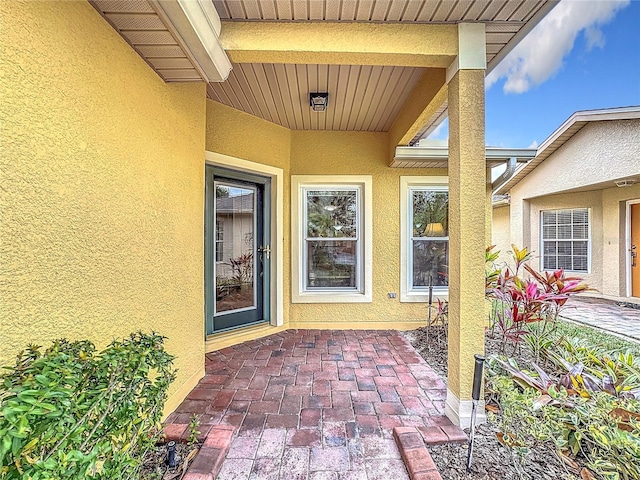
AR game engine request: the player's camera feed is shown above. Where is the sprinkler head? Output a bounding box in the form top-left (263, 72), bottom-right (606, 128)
top-left (167, 441), bottom-right (177, 468)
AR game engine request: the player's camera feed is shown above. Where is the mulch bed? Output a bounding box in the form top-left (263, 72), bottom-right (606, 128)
top-left (403, 325), bottom-right (582, 480)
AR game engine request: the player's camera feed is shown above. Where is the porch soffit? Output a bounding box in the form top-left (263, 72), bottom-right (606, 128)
top-left (89, 0), bottom-right (557, 136)
top-left (207, 63), bottom-right (426, 131)
top-left (90, 0), bottom-right (204, 82)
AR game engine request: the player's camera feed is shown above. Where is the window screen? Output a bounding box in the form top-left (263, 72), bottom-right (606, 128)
top-left (541, 208), bottom-right (589, 272)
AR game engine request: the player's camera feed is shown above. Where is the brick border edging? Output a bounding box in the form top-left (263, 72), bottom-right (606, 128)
top-left (162, 424), bottom-right (234, 480)
top-left (394, 425), bottom-right (468, 480)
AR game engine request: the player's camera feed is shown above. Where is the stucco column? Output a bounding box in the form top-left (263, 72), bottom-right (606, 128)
top-left (446, 66), bottom-right (486, 427)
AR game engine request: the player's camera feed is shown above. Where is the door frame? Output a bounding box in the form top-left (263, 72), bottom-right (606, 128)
top-left (205, 151), bottom-right (284, 331)
top-left (625, 199), bottom-right (640, 298)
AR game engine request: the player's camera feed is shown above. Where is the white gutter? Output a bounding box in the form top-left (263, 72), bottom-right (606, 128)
top-left (491, 157), bottom-right (517, 191)
top-left (394, 146), bottom-right (536, 164)
top-left (492, 194), bottom-right (510, 207)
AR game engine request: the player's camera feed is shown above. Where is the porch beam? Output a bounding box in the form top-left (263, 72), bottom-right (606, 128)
top-left (388, 69), bottom-right (447, 159)
top-left (219, 22), bottom-right (458, 67)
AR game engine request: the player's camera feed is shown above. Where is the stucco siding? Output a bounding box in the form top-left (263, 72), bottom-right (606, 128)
top-left (491, 205), bottom-right (512, 266)
top-left (205, 100), bottom-right (292, 327)
top-left (601, 184), bottom-right (640, 297)
top-left (512, 119), bottom-right (640, 200)
top-left (290, 130), bottom-right (448, 326)
top-left (504, 117), bottom-right (640, 299)
top-left (497, 185), bottom-right (640, 298)
top-left (205, 105), bottom-right (451, 328)
top-left (1, 0), bottom-right (207, 413)
top-left (526, 191), bottom-right (604, 292)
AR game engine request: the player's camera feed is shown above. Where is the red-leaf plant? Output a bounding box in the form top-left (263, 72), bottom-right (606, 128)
top-left (486, 245), bottom-right (590, 356)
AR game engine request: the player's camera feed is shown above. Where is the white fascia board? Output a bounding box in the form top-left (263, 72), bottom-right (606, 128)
top-left (487, 1), bottom-right (560, 74)
top-left (151, 0), bottom-right (232, 82)
top-left (537, 106), bottom-right (640, 156)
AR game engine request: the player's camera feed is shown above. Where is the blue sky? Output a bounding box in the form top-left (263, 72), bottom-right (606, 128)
top-left (429, 0), bottom-right (640, 148)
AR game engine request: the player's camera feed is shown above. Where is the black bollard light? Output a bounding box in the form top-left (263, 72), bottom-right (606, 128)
top-left (167, 441), bottom-right (177, 468)
top-left (466, 354), bottom-right (485, 473)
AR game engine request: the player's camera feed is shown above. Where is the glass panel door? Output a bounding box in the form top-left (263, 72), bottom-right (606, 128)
top-left (214, 181), bottom-right (256, 314)
top-left (205, 166), bottom-right (270, 334)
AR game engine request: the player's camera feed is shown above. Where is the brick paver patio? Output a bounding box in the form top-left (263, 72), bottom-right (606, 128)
top-left (562, 297), bottom-right (640, 342)
top-left (164, 329), bottom-right (461, 479)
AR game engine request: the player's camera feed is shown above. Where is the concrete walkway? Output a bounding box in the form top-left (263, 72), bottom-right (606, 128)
top-left (561, 297), bottom-right (640, 342)
top-left (164, 329), bottom-right (463, 480)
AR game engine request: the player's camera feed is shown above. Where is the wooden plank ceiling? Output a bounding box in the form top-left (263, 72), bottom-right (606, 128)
top-left (207, 64), bottom-right (425, 131)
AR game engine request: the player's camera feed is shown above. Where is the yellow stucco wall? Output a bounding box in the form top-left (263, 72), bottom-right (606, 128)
top-left (491, 205), bottom-right (512, 266)
top-left (204, 103), bottom-right (447, 329)
top-left (205, 100), bottom-right (291, 172)
top-left (509, 119), bottom-right (640, 248)
top-left (388, 69), bottom-right (447, 150)
top-left (0, 0), bottom-right (206, 413)
top-left (602, 184), bottom-right (640, 298)
top-left (220, 22), bottom-right (457, 67)
top-left (527, 191), bottom-right (604, 289)
top-left (290, 130), bottom-right (447, 327)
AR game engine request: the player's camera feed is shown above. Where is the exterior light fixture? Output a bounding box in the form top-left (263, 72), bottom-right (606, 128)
top-left (309, 92), bottom-right (329, 112)
top-left (615, 178), bottom-right (638, 187)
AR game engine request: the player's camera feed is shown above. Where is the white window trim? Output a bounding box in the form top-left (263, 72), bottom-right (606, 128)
top-left (400, 176), bottom-right (449, 303)
top-left (292, 175), bottom-right (372, 303)
top-left (539, 208), bottom-right (591, 274)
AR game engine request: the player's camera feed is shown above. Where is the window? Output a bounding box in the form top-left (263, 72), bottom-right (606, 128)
top-left (292, 176), bottom-right (372, 303)
top-left (541, 208), bottom-right (589, 272)
top-left (215, 220), bottom-right (224, 262)
top-left (400, 176), bottom-right (449, 302)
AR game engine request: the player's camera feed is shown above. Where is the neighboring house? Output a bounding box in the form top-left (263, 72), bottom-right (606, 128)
top-left (493, 107), bottom-right (640, 301)
top-left (1, 0), bottom-right (556, 427)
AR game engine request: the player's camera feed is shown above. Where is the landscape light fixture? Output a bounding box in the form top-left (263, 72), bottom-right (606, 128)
top-left (309, 92), bottom-right (329, 112)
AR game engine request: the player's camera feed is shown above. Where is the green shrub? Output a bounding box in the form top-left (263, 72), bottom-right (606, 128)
top-left (0, 332), bottom-right (175, 479)
top-left (488, 346), bottom-right (640, 480)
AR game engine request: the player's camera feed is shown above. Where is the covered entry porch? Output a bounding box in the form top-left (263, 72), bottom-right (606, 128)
top-left (164, 329), bottom-right (463, 479)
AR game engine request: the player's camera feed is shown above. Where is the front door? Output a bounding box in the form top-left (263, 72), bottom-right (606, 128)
top-left (632, 202), bottom-right (640, 297)
top-left (205, 165), bottom-right (271, 334)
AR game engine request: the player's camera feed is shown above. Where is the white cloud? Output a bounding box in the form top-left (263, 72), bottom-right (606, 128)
top-left (486, 0), bottom-right (629, 94)
top-left (584, 25), bottom-right (606, 50)
top-left (427, 118), bottom-right (449, 140)
top-left (528, 140), bottom-right (539, 149)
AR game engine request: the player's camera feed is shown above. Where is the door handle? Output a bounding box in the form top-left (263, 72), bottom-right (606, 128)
top-left (632, 244), bottom-right (637, 267)
top-left (258, 244), bottom-right (271, 260)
